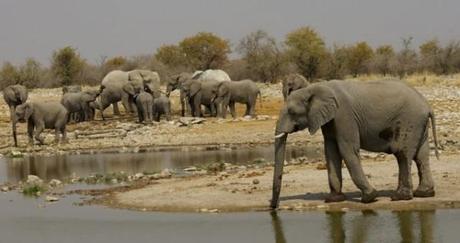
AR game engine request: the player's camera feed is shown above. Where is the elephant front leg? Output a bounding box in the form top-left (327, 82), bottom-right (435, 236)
top-left (27, 121), bottom-right (34, 145)
top-left (193, 96), bottom-right (202, 117)
top-left (34, 123), bottom-right (45, 145)
top-left (338, 140), bottom-right (377, 203)
top-left (113, 102), bottom-right (120, 116)
top-left (324, 138), bottom-right (346, 203)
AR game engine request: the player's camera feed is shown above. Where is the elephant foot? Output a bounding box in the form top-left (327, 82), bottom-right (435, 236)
top-left (391, 189), bottom-right (413, 201)
top-left (361, 189), bottom-right (378, 203)
top-left (414, 187), bottom-right (435, 198)
top-left (325, 192), bottom-right (346, 203)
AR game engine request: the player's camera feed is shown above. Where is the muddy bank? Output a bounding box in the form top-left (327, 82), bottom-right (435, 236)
top-left (81, 154), bottom-right (460, 212)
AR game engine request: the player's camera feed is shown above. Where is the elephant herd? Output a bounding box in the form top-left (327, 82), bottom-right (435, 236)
top-left (2, 71), bottom-right (441, 207)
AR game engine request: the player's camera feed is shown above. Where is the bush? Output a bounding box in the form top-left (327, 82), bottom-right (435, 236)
top-left (51, 46), bottom-right (85, 86)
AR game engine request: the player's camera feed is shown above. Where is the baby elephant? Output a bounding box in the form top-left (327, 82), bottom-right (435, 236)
top-left (15, 102), bottom-right (68, 145)
top-left (152, 96), bottom-right (171, 122)
top-left (61, 90), bottom-right (100, 122)
top-left (134, 91), bottom-right (154, 123)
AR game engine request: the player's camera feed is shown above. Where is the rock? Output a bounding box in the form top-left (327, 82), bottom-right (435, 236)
top-left (134, 173), bottom-right (144, 180)
top-left (256, 115), bottom-right (270, 121)
top-left (11, 150), bottom-right (23, 158)
top-left (48, 179), bottom-right (62, 188)
top-left (160, 169), bottom-right (172, 178)
top-left (252, 179), bottom-right (260, 185)
top-left (1, 186), bottom-right (9, 192)
top-left (27, 175), bottom-right (43, 185)
top-left (316, 163), bottom-right (327, 170)
top-left (45, 196), bottom-right (59, 202)
top-left (148, 173), bottom-right (161, 180)
top-left (178, 117), bottom-right (206, 126)
top-left (184, 166), bottom-right (197, 172)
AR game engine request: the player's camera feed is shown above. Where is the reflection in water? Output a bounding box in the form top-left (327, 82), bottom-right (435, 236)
top-left (270, 211), bottom-right (287, 243)
top-left (270, 210), bottom-right (436, 243)
top-left (0, 145), bottom-right (321, 182)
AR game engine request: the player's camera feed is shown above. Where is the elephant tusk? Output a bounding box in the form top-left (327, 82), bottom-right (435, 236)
top-left (274, 133), bottom-right (286, 139)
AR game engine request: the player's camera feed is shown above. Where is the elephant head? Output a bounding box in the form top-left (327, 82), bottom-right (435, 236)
top-left (271, 84), bottom-right (338, 208)
top-left (166, 72), bottom-right (192, 97)
top-left (128, 70), bottom-right (160, 94)
top-left (282, 74), bottom-right (309, 101)
top-left (82, 90), bottom-right (101, 103)
top-left (15, 103), bottom-right (34, 123)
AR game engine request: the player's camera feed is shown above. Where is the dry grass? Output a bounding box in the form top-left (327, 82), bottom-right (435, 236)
top-left (348, 73), bottom-right (460, 87)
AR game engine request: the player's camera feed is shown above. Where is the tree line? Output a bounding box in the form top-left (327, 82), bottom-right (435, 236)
top-left (1, 26), bottom-right (460, 89)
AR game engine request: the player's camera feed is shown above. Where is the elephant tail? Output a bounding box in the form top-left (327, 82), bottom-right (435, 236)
top-left (429, 111), bottom-right (440, 160)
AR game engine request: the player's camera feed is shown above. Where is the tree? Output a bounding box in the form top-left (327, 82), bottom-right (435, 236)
top-left (18, 58), bottom-right (44, 88)
top-left (419, 39), bottom-right (440, 73)
top-left (155, 44), bottom-right (188, 68)
top-left (437, 41), bottom-right (460, 74)
top-left (285, 26), bottom-right (326, 80)
top-left (0, 62), bottom-right (20, 89)
top-left (237, 30), bottom-right (288, 83)
top-left (179, 32), bottom-right (230, 70)
top-left (346, 41), bottom-right (374, 77)
top-left (391, 37), bottom-right (418, 78)
top-left (320, 44), bottom-right (349, 80)
top-left (51, 46), bottom-right (85, 86)
top-left (371, 45), bottom-right (395, 76)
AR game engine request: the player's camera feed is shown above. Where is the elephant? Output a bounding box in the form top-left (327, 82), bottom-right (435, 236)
top-left (192, 69), bottom-right (231, 82)
top-left (152, 96), bottom-right (172, 122)
top-left (98, 69), bottom-right (160, 117)
top-left (15, 101), bottom-right (68, 145)
top-left (62, 85), bottom-right (82, 94)
top-left (281, 73), bottom-right (309, 101)
top-left (3, 84), bottom-right (28, 146)
top-left (215, 79), bottom-right (262, 118)
top-left (134, 91), bottom-right (154, 123)
top-left (61, 90), bottom-right (100, 122)
top-left (271, 80), bottom-right (440, 208)
top-left (166, 72), bottom-right (193, 116)
top-left (181, 79), bottom-right (221, 117)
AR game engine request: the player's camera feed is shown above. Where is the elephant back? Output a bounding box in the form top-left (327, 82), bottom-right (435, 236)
top-left (192, 69), bottom-right (231, 82)
top-left (101, 70), bottom-right (129, 88)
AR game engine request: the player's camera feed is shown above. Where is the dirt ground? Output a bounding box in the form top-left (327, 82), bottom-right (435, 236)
top-left (1, 81), bottom-right (460, 212)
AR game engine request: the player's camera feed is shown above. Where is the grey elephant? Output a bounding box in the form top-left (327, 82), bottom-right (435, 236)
top-left (271, 80), bottom-right (439, 208)
top-left (181, 79), bottom-right (220, 117)
top-left (3, 84), bottom-right (28, 146)
top-left (215, 79), bottom-right (261, 118)
top-left (166, 72), bottom-right (193, 116)
top-left (282, 73), bottom-right (309, 101)
top-left (192, 69), bottom-right (231, 81)
top-left (62, 85), bottom-right (82, 94)
top-left (98, 69), bottom-right (160, 117)
top-left (152, 96), bottom-right (172, 122)
top-left (134, 90), bottom-right (154, 123)
top-left (61, 90), bottom-right (100, 122)
top-left (15, 101), bottom-right (68, 145)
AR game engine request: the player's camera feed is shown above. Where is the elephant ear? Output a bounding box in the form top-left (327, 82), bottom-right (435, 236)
top-left (24, 103), bottom-right (33, 121)
top-left (305, 85), bottom-right (338, 135)
top-left (190, 81), bottom-right (201, 97)
top-left (122, 83), bottom-right (135, 96)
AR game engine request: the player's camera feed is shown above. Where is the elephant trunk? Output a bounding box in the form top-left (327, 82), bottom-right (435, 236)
top-left (271, 132), bottom-right (287, 209)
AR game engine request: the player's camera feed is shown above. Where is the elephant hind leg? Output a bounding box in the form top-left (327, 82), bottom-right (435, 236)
top-left (113, 102), bottom-right (120, 116)
top-left (413, 139), bottom-right (435, 197)
top-left (391, 150), bottom-right (416, 201)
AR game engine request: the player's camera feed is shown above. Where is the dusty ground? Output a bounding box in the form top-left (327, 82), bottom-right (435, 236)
top-left (1, 80), bottom-right (460, 212)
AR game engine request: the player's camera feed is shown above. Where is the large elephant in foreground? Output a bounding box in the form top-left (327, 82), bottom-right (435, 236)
top-left (271, 80), bottom-right (439, 208)
top-left (3, 84), bottom-right (28, 146)
top-left (281, 73), bottom-right (309, 101)
top-left (97, 70), bottom-right (160, 118)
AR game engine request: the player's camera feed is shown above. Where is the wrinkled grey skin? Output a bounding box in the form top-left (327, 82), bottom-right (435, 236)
top-left (152, 96), bottom-right (172, 122)
top-left (192, 69), bottom-right (231, 81)
top-left (61, 90), bottom-right (100, 122)
top-left (166, 72), bottom-right (193, 116)
top-left (181, 79), bottom-right (220, 117)
top-left (215, 79), bottom-right (261, 118)
top-left (281, 73), bottom-right (309, 101)
top-left (271, 80), bottom-right (440, 208)
top-left (3, 84), bottom-right (28, 146)
top-left (15, 101), bottom-right (68, 145)
top-left (62, 85), bottom-right (82, 94)
top-left (98, 70), bottom-right (160, 118)
top-left (134, 91), bottom-right (154, 123)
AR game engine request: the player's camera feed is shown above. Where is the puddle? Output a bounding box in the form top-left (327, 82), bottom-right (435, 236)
top-left (0, 144), bottom-right (322, 183)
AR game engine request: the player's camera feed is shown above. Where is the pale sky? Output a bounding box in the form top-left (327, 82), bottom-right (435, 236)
top-left (1, 0), bottom-right (459, 64)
